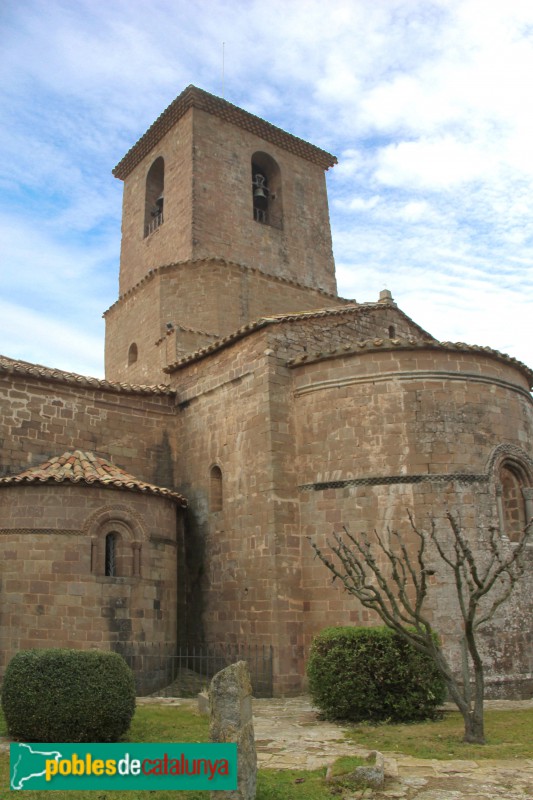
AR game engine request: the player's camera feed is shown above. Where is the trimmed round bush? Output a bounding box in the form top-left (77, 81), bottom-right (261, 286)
top-left (1, 648), bottom-right (136, 742)
top-left (307, 626), bottom-right (446, 722)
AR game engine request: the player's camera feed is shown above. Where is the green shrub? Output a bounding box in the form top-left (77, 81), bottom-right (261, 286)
top-left (1, 648), bottom-right (136, 742)
top-left (307, 626), bottom-right (446, 722)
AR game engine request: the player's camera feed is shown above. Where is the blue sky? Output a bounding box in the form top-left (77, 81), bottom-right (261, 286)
top-left (1, 0), bottom-right (532, 378)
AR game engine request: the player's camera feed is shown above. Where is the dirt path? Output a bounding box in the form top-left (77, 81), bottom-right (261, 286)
top-left (248, 696), bottom-right (533, 799)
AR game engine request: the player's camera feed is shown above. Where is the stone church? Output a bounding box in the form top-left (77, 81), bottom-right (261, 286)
top-left (1, 86), bottom-right (532, 696)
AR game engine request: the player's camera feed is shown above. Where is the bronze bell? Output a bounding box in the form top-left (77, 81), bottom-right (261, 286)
top-left (253, 174), bottom-right (268, 208)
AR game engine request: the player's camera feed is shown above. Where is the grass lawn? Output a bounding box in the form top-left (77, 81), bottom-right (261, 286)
top-left (0, 703), bottom-right (531, 799)
top-left (344, 708), bottom-right (533, 760)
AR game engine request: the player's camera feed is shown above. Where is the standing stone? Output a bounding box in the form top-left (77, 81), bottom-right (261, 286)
top-left (209, 661), bottom-right (257, 800)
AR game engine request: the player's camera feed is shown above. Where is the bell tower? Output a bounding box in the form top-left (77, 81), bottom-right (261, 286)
top-left (104, 86), bottom-right (343, 383)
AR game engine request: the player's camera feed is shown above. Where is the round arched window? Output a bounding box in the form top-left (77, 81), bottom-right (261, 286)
top-left (105, 532), bottom-right (119, 576)
top-left (144, 156), bottom-right (165, 237)
top-left (251, 152), bottom-right (282, 229)
top-left (128, 343), bottom-right (138, 366)
top-left (210, 465), bottom-right (223, 512)
top-left (499, 463), bottom-right (528, 542)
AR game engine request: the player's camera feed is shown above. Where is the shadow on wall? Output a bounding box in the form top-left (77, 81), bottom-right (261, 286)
top-left (182, 494), bottom-right (208, 644)
top-left (150, 430), bottom-right (175, 489)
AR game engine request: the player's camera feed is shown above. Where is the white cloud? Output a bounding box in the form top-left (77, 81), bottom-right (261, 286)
top-left (374, 136), bottom-right (497, 190)
top-left (0, 299), bottom-right (104, 377)
top-left (341, 195), bottom-right (381, 212)
top-left (397, 200), bottom-right (434, 222)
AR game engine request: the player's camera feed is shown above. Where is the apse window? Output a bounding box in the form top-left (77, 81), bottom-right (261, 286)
top-left (105, 532), bottom-right (118, 577)
top-left (251, 152), bottom-right (282, 229)
top-left (128, 343), bottom-right (138, 366)
top-left (500, 463), bottom-right (528, 543)
top-left (144, 156), bottom-right (165, 238)
top-left (210, 465), bottom-right (223, 512)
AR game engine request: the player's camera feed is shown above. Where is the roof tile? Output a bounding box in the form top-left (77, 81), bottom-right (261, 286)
top-left (0, 450), bottom-right (187, 507)
top-left (0, 355), bottom-right (174, 396)
top-left (164, 303), bottom-right (432, 372)
top-left (286, 338), bottom-right (533, 389)
top-left (113, 85), bottom-right (337, 180)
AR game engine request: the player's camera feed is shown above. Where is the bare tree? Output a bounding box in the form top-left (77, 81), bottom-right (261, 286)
top-left (310, 511), bottom-right (532, 744)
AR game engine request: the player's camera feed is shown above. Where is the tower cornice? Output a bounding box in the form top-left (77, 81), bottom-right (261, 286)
top-left (113, 85), bottom-right (337, 180)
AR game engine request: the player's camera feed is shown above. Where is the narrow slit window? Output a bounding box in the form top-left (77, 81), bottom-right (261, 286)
top-left (210, 466), bottom-right (223, 512)
top-left (500, 464), bottom-right (527, 542)
top-left (105, 532), bottom-right (118, 576)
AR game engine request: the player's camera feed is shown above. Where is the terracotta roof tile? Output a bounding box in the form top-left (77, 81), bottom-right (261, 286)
top-left (0, 450), bottom-right (187, 506)
top-left (113, 85), bottom-right (337, 180)
top-left (163, 303), bottom-right (432, 372)
top-left (163, 308), bottom-right (533, 388)
top-left (286, 338), bottom-right (533, 389)
top-left (0, 355), bottom-right (174, 395)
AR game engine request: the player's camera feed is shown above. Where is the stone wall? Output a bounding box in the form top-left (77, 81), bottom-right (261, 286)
top-left (104, 260), bottom-right (346, 384)
top-left (2, 324), bottom-right (532, 696)
top-left (293, 346), bottom-right (533, 696)
top-left (169, 320), bottom-right (533, 695)
top-left (262, 304), bottom-right (431, 361)
top-left (167, 311), bottom-right (429, 693)
top-left (0, 484), bottom-right (181, 673)
top-left (104, 274), bottom-right (165, 385)
top-left (0, 370), bottom-right (178, 485)
top-left (118, 108), bottom-right (194, 294)
top-left (291, 346), bottom-right (532, 482)
top-left (115, 105), bottom-right (336, 304)
top-left (108, 96), bottom-right (341, 384)
top-left (190, 108), bottom-right (336, 293)
top-left (172, 327), bottom-right (306, 693)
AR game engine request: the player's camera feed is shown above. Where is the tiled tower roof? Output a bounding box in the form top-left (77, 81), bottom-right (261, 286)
top-left (113, 85), bottom-right (337, 179)
top-left (0, 450), bottom-right (187, 506)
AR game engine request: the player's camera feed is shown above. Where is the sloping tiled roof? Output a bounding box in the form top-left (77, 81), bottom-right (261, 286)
top-left (113, 85), bottom-right (337, 180)
top-left (163, 307), bottom-right (533, 389)
top-left (286, 337), bottom-right (533, 389)
top-left (163, 303), bottom-right (433, 372)
top-left (0, 450), bottom-right (187, 506)
top-left (0, 355), bottom-right (174, 395)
